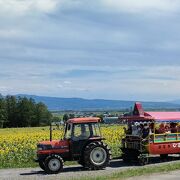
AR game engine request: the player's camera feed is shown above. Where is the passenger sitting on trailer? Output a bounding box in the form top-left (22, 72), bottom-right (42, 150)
top-left (132, 123), bottom-right (138, 135)
top-left (158, 123), bottom-right (165, 134)
top-left (137, 124), bottom-right (142, 136)
top-left (132, 122), bottom-right (141, 136)
top-left (165, 124), bottom-right (171, 133)
top-left (177, 124), bottom-right (180, 133)
top-left (170, 123), bottom-right (178, 133)
top-left (142, 123), bottom-right (149, 138)
top-left (149, 123), bottom-right (154, 134)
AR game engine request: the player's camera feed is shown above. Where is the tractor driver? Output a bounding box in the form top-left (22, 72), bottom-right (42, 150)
top-left (80, 124), bottom-right (90, 139)
top-left (72, 124), bottom-right (90, 140)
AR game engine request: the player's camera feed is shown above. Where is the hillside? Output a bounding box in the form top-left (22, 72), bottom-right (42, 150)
top-left (16, 94), bottom-right (180, 111)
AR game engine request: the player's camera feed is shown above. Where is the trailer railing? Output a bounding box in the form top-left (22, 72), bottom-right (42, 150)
top-left (153, 132), bottom-right (180, 143)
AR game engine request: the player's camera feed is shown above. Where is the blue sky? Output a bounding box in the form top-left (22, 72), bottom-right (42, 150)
top-left (0, 0), bottom-right (180, 101)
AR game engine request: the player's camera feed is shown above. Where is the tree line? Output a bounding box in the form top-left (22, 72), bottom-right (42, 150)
top-left (0, 95), bottom-right (52, 128)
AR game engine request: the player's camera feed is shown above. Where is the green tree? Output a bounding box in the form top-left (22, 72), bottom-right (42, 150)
top-left (0, 97), bottom-right (7, 128)
top-left (5, 95), bottom-right (17, 127)
top-left (63, 114), bottom-right (69, 123)
top-left (35, 102), bottom-right (52, 126)
top-left (16, 97), bottom-right (35, 127)
top-left (97, 114), bottom-right (104, 123)
top-left (2, 95), bottom-right (52, 128)
top-left (69, 113), bottom-right (75, 119)
top-left (52, 116), bottom-right (61, 122)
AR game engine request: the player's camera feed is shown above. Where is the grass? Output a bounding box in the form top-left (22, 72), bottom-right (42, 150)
top-left (75, 162), bottom-right (180, 180)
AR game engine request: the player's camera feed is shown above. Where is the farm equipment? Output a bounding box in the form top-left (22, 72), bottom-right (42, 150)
top-left (35, 117), bottom-right (111, 174)
top-left (120, 102), bottom-right (180, 165)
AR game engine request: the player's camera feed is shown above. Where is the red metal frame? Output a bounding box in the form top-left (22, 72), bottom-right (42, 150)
top-left (67, 117), bottom-right (100, 124)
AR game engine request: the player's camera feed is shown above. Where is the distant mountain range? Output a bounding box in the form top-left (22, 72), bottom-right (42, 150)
top-left (15, 94), bottom-right (180, 111)
top-left (169, 100), bottom-right (180, 105)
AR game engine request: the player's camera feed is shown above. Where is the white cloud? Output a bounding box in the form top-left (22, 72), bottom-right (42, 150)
top-left (57, 84), bottom-right (63, 88)
top-left (0, 86), bottom-right (8, 92)
top-left (0, 29), bottom-right (26, 38)
top-left (0, 0), bottom-right (60, 16)
top-left (63, 81), bottom-right (72, 85)
top-left (1, 0), bottom-right (180, 17)
top-left (101, 0), bottom-right (180, 14)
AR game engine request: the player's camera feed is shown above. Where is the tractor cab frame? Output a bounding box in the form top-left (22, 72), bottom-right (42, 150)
top-left (63, 118), bottom-right (103, 160)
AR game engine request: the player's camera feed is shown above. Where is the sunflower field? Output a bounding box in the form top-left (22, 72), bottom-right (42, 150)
top-left (0, 125), bottom-right (125, 168)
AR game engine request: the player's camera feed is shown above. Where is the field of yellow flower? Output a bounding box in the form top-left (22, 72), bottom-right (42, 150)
top-left (0, 125), bottom-right (125, 168)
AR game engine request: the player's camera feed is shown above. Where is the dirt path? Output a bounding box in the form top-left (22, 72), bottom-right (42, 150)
top-left (0, 159), bottom-right (180, 180)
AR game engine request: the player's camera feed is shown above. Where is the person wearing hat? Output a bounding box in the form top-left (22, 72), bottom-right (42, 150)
top-left (132, 122), bottom-right (139, 136)
top-left (142, 123), bottom-right (149, 138)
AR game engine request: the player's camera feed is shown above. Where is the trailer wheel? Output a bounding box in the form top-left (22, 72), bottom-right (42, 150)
top-left (139, 156), bottom-right (148, 166)
top-left (122, 153), bottom-right (129, 163)
top-left (39, 160), bottom-right (45, 170)
top-left (84, 141), bottom-right (111, 170)
top-left (44, 155), bottom-right (64, 174)
top-left (160, 154), bottom-right (168, 161)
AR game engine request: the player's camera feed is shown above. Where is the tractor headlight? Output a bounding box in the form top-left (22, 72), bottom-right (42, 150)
top-left (37, 144), bottom-right (52, 151)
top-left (37, 146), bottom-right (43, 151)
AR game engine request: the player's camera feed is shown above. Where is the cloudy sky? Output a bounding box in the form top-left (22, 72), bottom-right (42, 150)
top-left (0, 0), bottom-right (180, 101)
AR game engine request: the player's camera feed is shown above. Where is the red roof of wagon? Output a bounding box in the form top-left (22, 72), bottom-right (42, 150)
top-left (119, 102), bottom-right (180, 122)
top-left (145, 112), bottom-right (180, 121)
top-left (67, 117), bottom-right (100, 124)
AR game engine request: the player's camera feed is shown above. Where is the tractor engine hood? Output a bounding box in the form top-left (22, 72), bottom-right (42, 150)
top-left (37, 140), bottom-right (69, 151)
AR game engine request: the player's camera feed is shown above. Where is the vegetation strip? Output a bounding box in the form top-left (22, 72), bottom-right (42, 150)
top-left (74, 162), bottom-right (180, 180)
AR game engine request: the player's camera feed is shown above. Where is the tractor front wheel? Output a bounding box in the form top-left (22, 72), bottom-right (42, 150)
top-left (84, 141), bottom-right (111, 170)
top-left (44, 155), bottom-right (64, 174)
top-left (39, 160), bottom-right (45, 170)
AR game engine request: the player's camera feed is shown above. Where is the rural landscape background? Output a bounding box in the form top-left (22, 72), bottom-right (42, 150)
top-left (0, 93), bottom-right (180, 170)
top-left (1, 0), bottom-right (180, 179)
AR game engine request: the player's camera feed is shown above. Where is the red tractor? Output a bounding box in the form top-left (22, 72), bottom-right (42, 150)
top-left (35, 117), bottom-right (111, 174)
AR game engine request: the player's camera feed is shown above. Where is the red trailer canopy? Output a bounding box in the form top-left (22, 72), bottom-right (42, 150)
top-left (119, 102), bottom-right (180, 123)
top-left (145, 112), bottom-right (180, 122)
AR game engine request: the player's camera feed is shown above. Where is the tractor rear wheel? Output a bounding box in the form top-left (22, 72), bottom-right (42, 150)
top-left (84, 141), bottom-right (111, 170)
top-left (44, 155), bottom-right (64, 174)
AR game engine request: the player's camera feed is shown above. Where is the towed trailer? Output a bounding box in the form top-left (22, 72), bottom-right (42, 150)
top-left (120, 102), bottom-right (180, 165)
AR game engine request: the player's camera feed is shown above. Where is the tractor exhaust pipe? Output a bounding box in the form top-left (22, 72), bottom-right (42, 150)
top-left (50, 123), bottom-right (52, 141)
